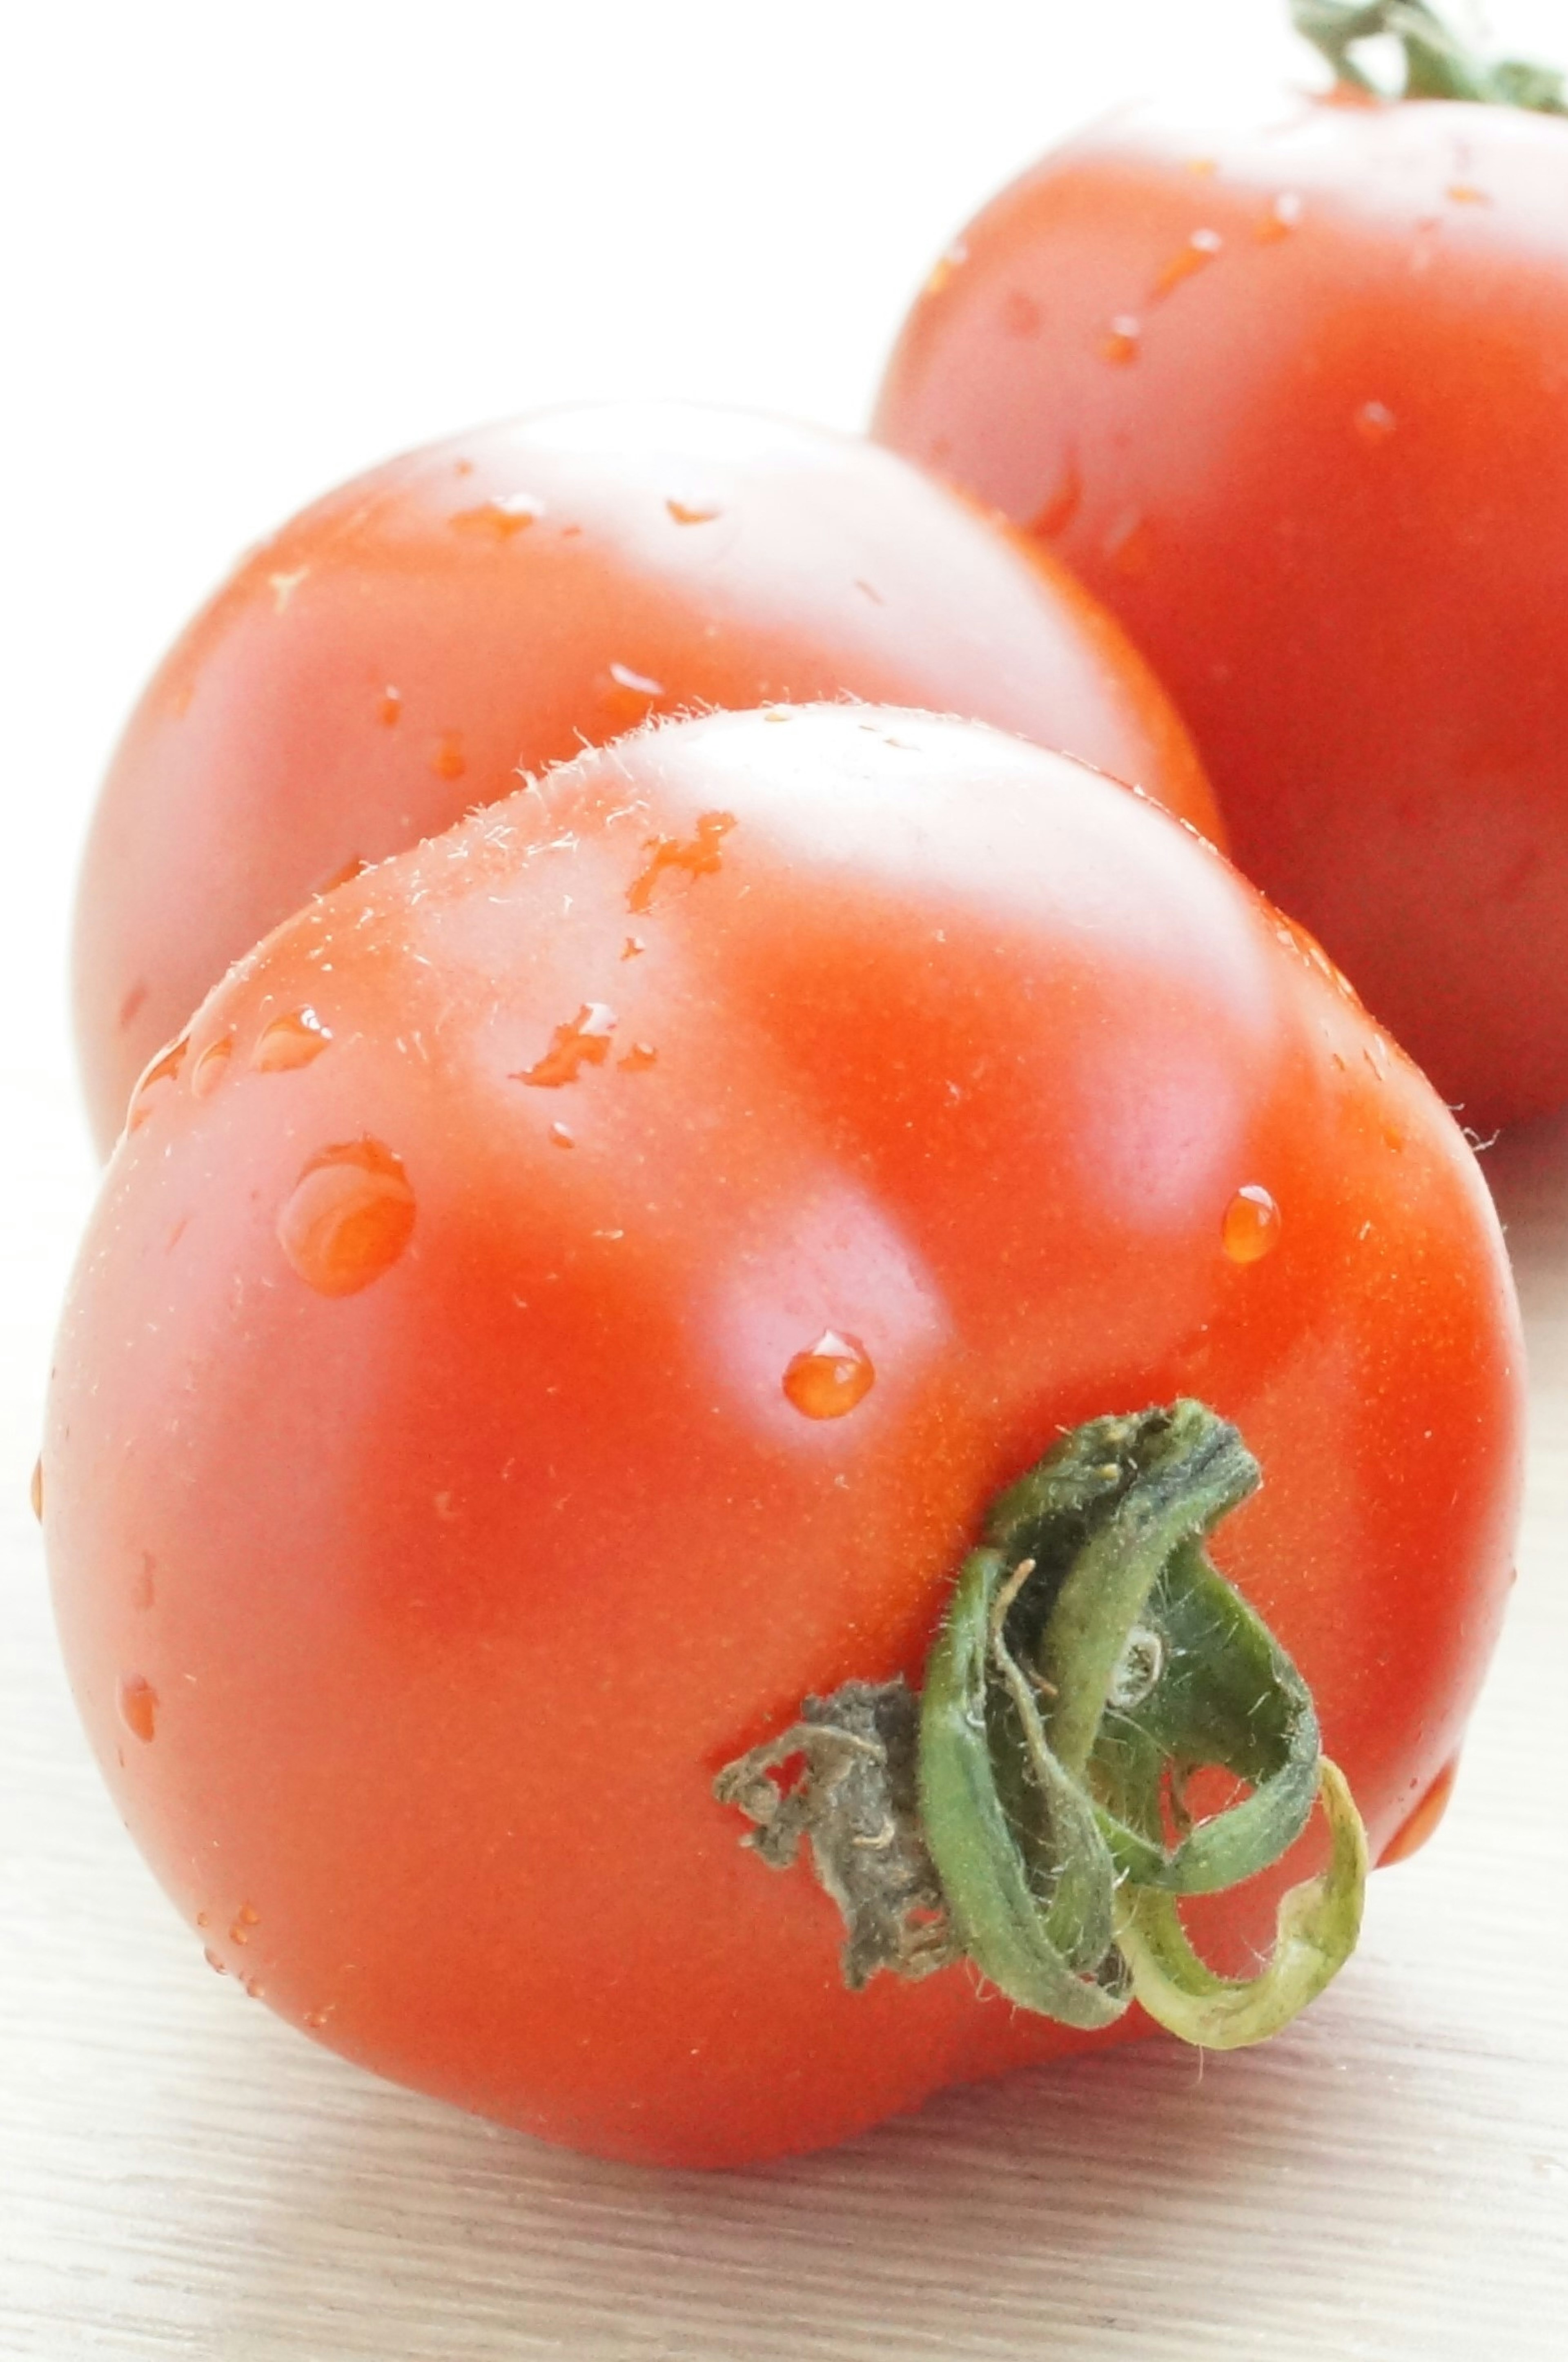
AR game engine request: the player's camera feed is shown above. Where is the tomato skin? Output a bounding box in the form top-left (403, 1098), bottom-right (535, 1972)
top-left (45, 706), bottom-right (1521, 2168)
top-left (875, 92), bottom-right (1568, 1125)
top-left (73, 400), bottom-right (1218, 1155)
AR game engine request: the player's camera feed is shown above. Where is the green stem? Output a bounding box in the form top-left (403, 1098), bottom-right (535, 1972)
top-left (1292, 0), bottom-right (1568, 112)
top-left (716, 1402), bottom-right (1370, 2054)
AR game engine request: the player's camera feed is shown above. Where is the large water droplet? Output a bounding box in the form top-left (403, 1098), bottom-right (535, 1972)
top-left (127, 1036), bottom-right (190, 1131)
top-left (192, 1035), bottom-right (235, 1097)
top-left (515, 1003), bottom-right (617, 1087)
top-left (1222, 1184), bottom-right (1281, 1265)
top-left (278, 1140), bottom-right (416, 1296)
top-left (252, 1008), bottom-right (332, 1072)
top-left (782, 1330), bottom-right (876, 1420)
top-left (118, 1675), bottom-right (158, 1743)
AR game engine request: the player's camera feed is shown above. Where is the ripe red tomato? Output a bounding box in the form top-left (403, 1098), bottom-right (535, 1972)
top-left (874, 75), bottom-right (1568, 1124)
top-left (74, 400), bottom-right (1219, 1155)
top-left (44, 706), bottom-right (1522, 2167)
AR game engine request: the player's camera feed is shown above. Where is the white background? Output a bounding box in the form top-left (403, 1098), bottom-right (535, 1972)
top-left (3, 5), bottom-right (1566, 2357)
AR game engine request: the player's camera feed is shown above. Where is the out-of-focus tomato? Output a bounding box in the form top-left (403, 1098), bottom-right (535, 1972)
top-left (875, 48), bottom-right (1568, 1124)
top-left (44, 708), bottom-right (1521, 2168)
top-left (74, 401), bottom-right (1218, 1152)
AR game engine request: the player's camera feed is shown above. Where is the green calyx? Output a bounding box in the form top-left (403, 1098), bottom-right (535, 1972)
top-left (715, 1401), bottom-right (1368, 2052)
top-left (1292, 1), bottom-right (1567, 113)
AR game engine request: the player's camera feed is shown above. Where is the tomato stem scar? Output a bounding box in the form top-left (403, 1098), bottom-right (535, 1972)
top-left (716, 1400), bottom-right (1368, 2049)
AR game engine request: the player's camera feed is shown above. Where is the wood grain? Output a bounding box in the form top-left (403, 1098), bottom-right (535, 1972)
top-left (4, 1079), bottom-right (1565, 2362)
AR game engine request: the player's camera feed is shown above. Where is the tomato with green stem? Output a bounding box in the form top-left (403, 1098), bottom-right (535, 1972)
top-left (875, 0), bottom-right (1568, 1125)
top-left (73, 400), bottom-right (1218, 1155)
top-left (44, 706), bottom-right (1522, 2167)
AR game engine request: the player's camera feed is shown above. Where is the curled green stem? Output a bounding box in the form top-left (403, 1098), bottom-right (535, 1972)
top-left (717, 1401), bottom-right (1370, 2053)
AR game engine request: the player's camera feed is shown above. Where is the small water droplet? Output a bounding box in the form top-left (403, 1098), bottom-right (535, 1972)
top-left (304, 2008), bottom-right (328, 2029)
top-left (236, 1901), bottom-right (260, 1925)
top-left (515, 1003), bottom-right (618, 1087)
top-left (627, 811), bottom-right (737, 913)
top-left (549, 1122), bottom-right (575, 1150)
top-left (270, 568), bottom-right (309, 612)
top-left (1031, 459), bottom-right (1082, 539)
top-left (379, 685), bottom-right (403, 726)
top-left (1256, 191), bottom-right (1303, 242)
top-left (243, 1977), bottom-right (267, 1999)
top-left (117, 980), bottom-right (149, 1032)
top-left (252, 1007), bottom-right (332, 1072)
top-left (923, 240), bottom-right (968, 298)
top-left (1187, 156), bottom-right (1218, 176)
top-left (1354, 400), bottom-right (1397, 445)
top-left (127, 1035), bottom-right (190, 1130)
top-left (432, 730), bottom-right (466, 781)
top-left (666, 497), bottom-right (722, 525)
top-left (229, 1921), bottom-right (250, 1947)
top-left (451, 492), bottom-right (544, 537)
top-left (204, 1947), bottom-right (227, 1975)
top-left (619, 1041), bottom-right (657, 1071)
top-left (607, 660), bottom-right (665, 697)
top-left (1104, 511), bottom-right (1156, 578)
top-left (1222, 1185), bottom-right (1281, 1265)
top-left (196, 1910), bottom-right (210, 1930)
top-left (1152, 227), bottom-right (1222, 298)
top-left (1446, 183), bottom-right (1489, 205)
top-left (134, 1550), bottom-right (156, 1610)
top-left (29, 1455), bottom-right (43, 1522)
top-left (278, 1139), bottom-right (416, 1297)
top-left (782, 1330), bottom-right (876, 1420)
top-left (1101, 314), bottom-right (1142, 364)
top-left (191, 1035), bottom-right (235, 1097)
top-left (118, 1675), bottom-right (159, 1743)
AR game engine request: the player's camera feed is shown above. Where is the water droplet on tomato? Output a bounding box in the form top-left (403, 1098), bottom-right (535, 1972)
top-left (782, 1331), bottom-right (876, 1419)
top-left (1104, 511), bottom-right (1156, 578)
top-left (278, 1140), bottom-right (416, 1297)
top-left (1222, 1185), bottom-right (1280, 1264)
top-left (1354, 400), bottom-right (1397, 445)
top-left (29, 1456), bottom-right (43, 1522)
top-left (621, 935), bottom-right (646, 960)
top-left (627, 811), bottom-right (737, 913)
top-left (549, 1122), bottom-right (575, 1150)
top-left (1446, 183), bottom-right (1489, 205)
top-left (118, 1675), bottom-right (158, 1743)
top-left (204, 1948), bottom-right (227, 1975)
top-left (379, 686), bottom-right (403, 726)
top-left (515, 1003), bottom-right (617, 1087)
top-left (117, 980), bottom-right (149, 1032)
top-left (619, 1041), bottom-right (657, 1072)
top-left (304, 2009), bottom-right (328, 2029)
top-left (432, 730), bottom-right (466, 781)
top-left (666, 497), bottom-right (722, 525)
top-left (1256, 192), bottom-right (1303, 242)
top-left (127, 1035), bottom-right (190, 1131)
top-left (191, 1035), bottom-right (235, 1097)
top-left (923, 240), bottom-right (968, 298)
top-left (243, 1977), bottom-right (266, 1999)
top-left (1380, 1757), bottom-right (1460, 1864)
top-left (1151, 227), bottom-right (1222, 297)
top-left (252, 1008), bottom-right (332, 1072)
top-left (1031, 460), bottom-right (1082, 539)
top-left (451, 492), bottom-right (543, 537)
top-left (1101, 315), bottom-right (1142, 364)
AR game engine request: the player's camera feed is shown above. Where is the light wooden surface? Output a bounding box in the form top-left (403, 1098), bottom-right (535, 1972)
top-left (3, 1092), bottom-right (1566, 2358)
top-left (5, 4), bottom-right (1568, 2353)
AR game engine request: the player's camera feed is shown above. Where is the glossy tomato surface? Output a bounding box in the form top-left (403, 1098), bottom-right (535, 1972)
top-left (875, 90), bottom-right (1568, 1124)
top-left (74, 400), bottom-right (1218, 1153)
top-left (45, 706), bottom-right (1522, 2168)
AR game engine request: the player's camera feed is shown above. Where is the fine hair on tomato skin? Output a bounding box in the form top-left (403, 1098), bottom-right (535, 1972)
top-left (45, 704), bottom-right (1523, 2168)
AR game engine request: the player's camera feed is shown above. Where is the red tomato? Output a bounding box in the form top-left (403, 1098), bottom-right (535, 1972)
top-left (875, 81), bottom-right (1568, 1124)
top-left (44, 706), bottom-right (1521, 2168)
top-left (74, 400), bottom-right (1219, 1154)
